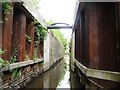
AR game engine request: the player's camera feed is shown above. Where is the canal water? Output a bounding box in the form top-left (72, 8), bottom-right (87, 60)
top-left (23, 55), bottom-right (81, 89)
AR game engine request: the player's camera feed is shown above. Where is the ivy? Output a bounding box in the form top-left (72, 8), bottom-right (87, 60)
top-left (0, 48), bottom-right (4, 54)
top-left (0, 48), bottom-right (10, 68)
top-left (2, 2), bottom-right (12, 22)
top-left (25, 34), bottom-right (32, 43)
top-left (34, 19), bottom-right (47, 48)
top-left (10, 49), bottom-right (18, 64)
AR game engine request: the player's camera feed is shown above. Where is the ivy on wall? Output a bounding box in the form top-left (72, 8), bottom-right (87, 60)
top-left (0, 48), bottom-right (10, 68)
top-left (34, 19), bottom-right (47, 48)
top-left (2, 2), bottom-right (12, 22)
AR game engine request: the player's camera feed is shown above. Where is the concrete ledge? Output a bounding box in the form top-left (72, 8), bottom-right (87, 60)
top-left (74, 59), bottom-right (120, 82)
top-left (21, 0), bottom-right (47, 28)
top-left (0, 58), bottom-right (44, 72)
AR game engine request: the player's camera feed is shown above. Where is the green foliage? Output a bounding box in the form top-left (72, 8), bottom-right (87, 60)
top-left (0, 48), bottom-right (4, 54)
top-left (33, 48), bottom-right (37, 61)
top-left (51, 30), bottom-right (67, 50)
top-left (24, 53), bottom-right (29, 61)
top-left (2, 2), bottom-right (12, 21)
top-left (10, 50), bottom-right (20, 77)
top-left (0, 48), bottom-right (10, 68)
top-left (0, 58), bottom-right (10, 67)
top-left (0, 49), bottom-right (19, 77)
top-left (34, 19), bottom-right (47, 48)
top-left (10, 49), bottom-right (18, 64)
top-left (10, 57), bottom-right (16, 64)
top-left (25, 34), bottom-right (32, 43)
top-left (11, 68), bottom-right (21, 77)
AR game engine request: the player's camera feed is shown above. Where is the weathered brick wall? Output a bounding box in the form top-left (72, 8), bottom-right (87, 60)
top-left (0, 61), bottom-right (44, 89)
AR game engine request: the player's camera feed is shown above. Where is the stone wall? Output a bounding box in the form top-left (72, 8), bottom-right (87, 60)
top-left (44, 32), bottom-right (64, 72)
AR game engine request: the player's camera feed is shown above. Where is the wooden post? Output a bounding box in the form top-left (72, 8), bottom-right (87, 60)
top-left (11, 10), bottom-right (26, 62)
top-left (25, 18), bottom-right (34, 60)
top-left (86, 3), bottom-right (119, 72)
top-left (2, 3), bottom-right (13, 61)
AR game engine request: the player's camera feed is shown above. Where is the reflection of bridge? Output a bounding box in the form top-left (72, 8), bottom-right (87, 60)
top-left (47, 23), bottom-right (72, 29)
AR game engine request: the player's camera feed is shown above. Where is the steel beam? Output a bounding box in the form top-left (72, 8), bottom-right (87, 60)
top-left (47, 26), bottom-right (72, 29)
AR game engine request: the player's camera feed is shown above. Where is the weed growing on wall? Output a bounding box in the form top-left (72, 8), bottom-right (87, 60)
top-left (34, 19), bottom-right (47, 48)
top-left (24, 52), bottom-right (30, 61)
top-left (33, 48), bottom-right (37, 61)
top-left (0, 48), bottom-right (10, 68)
top-left (11, 67), bottom-right (21, 78)
top-left (33, 19), bottom-right (47, 60)
top-left (10, 49), bottom-right (18, 64)
top-left (10, 49), bottom-right (21, 77)
top-left (2, 2), bottom-right (12, 22)
top-left (25, 34), bottom-right (32, 43)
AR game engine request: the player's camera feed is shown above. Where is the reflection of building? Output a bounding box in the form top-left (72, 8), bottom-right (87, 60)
top-left (70, 1), bottom-right (120, 89)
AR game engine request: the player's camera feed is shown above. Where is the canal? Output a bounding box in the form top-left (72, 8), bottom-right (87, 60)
top-left (21, 55), bottom-right (81, 89)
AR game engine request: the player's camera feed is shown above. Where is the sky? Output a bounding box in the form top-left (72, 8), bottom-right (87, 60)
top-left (38, 0), bottom-right (76, 40)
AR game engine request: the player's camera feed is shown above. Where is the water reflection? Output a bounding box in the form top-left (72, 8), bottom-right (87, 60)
top-left (57, 56), bottom-right (70, 88)
top-left (25, 57), bottom-right (67, 89)
top-left (24, 56), bottom-right (83, 89)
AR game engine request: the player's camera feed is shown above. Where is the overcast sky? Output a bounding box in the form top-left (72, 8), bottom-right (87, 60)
top-left (39, 0), bottom-right (76, 40)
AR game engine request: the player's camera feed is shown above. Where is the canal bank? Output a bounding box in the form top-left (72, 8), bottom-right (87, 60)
top-left (23, 56), bottom-right (69, 89)
top-left (0, 1), bottom-right (65, 89)
top-left (22, 55), bottom-right (83, 89)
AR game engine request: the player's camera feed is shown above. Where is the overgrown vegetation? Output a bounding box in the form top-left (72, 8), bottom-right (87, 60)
top-left (25, 34), bottom-right (32, 43)
top-left (2, 2), bottom-right (12, 22)
top-left (34, 19), bottom-right (47, 48)
top-left (51, 30), bottom-right (67, 50)
top-left (0, 48), bottom-right (10, 68)
top-left (24, 53), bottom-right (30, 61)
top-left (10, 49), bottom-right (18, 64)
top-left (33, 48), bottom-right (38, 61)
top-left (11, 67), bottom-right (21, 78)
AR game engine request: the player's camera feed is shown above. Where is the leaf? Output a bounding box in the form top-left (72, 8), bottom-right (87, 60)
top-left (0, 48), bottom-right (4, 54)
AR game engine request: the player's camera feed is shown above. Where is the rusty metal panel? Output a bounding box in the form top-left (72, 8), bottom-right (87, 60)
top-left (40, 42), bottom-right (44, 57)
top-left (11, 10), bottom-right (26, 62)
top-left (118, 2), bottom-right (120, 72)
top-left (80, 7), bottom-right (88, 66)
top-left (37, 41), bottom-right (44, 58)
top-left (0, 4), bottom-right (1, 43)
top-left (75, 20), bottom-right (81, 61)
top-left (25, 19), bottom-right (34, 60)
top-left (85, 3), bottom-right (99, 69)
top-left (37, 44), bottom-right (40, 58)
top-left (2, 3), bottom-right (13, 61)
top-left (86, 3), bottom-right (119, 71)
